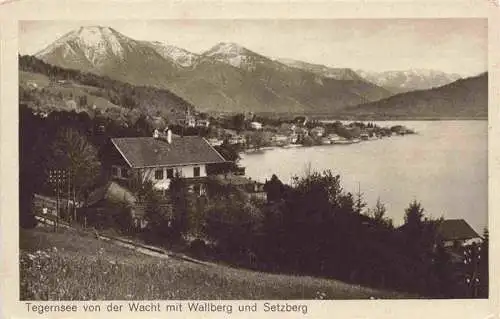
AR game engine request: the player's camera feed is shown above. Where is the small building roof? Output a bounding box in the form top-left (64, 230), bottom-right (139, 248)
top-left (311, 126), bottom-right (325, 131)
top-left (437, 219), bottom-right (480, 241)
top-left (215, 175), bottom-right (263, 186)
top-left (87, 181), bottom-right (137, 207)
top-left (111, 136), bottom-right (227, 168)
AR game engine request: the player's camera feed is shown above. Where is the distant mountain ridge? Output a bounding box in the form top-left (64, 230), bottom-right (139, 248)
top-left (35, 26), bottom-right (393, 114)
top-left (337, 73), bottom-right (488, 119)
top-left (356, 69), bottom-right (463, 93)
top-left (277, 58), bottom-right (365, 81)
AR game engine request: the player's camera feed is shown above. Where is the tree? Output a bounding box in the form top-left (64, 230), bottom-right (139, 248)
top-left (404, 200), bottom-right (425, 228)
top-left (129, 175), bottom-right (170, 240)
top-left (247, 131), bottom-right (266, 150)
top-left (432, 241), bottom-right (453, 297)
top-left (215, 142), bottom-right (240, 162)
top-left (401, 200), bottom-right (444, 295)
top-left (263, 174), bottom-right (285, 203)
top-left (354, 183), bottom-right (367, 215)
top-left (371, 198), bottom-right (386, 221)
top-left (19, 105), bottom-right (43, 228)
top-left (203, 189), bottom-right (262, 262)
top-left (231, 113), bottom-right (246, 132)
top-left (46, 127), bottom-right (101, 201)
top-left (78, 95), bottom-right (88, 107)
top-left (130, 174), bottom-right (156, 202)
top-left (132, 114), bottom-right (153, 136)
top-left (368, 197), bottom-right (393, 228)
top-left (169, 172), bottom-right (191, 239)
top-left (120, 94), bottom-right (136, 109)
top-left (283, 170), bottom-right (357, 273)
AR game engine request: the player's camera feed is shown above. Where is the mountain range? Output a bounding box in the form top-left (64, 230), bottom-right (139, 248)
top-left (31, 26), bottom-right (486, 118)
top-left (356, 69), bottom-right (463, 94)
top-left (339, 73), bottom-right (488, 119)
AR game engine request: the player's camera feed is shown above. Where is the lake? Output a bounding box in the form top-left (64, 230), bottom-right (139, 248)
top-left (240, 121), bottom-right (488, 234)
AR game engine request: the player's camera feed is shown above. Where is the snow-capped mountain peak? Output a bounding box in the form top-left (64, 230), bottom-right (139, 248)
top-left (202, 42), bottom-right (265, 70)
top-left (142, 41), bottom-right (200, 68)
top-left (36, 26), bottom-right (132, 66)
top-left (203, 42), bottom-right (249, 57)
top-left (356, 69), bottom-right (463, 92)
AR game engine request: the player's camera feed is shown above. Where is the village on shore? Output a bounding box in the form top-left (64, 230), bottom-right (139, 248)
top-left (168, 111), bottom-right (417, 151)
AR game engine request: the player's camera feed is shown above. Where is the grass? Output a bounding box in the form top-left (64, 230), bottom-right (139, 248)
top-left (20, 226), bottom-right (412, 300)
top-left (19, 71), bottom-right (122, 112)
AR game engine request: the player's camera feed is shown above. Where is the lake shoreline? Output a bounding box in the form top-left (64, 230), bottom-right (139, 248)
top-left (240, 120), bottom-right (487, 234)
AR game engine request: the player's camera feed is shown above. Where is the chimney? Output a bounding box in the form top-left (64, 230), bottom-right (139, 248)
top-left (167, 129), bottom-right (172, 144)
top-left (153, 129), bottom-right (160, 139)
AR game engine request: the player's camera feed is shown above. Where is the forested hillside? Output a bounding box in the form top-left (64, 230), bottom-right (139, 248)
top-left (19, 55), bottom-right (194, 125)
top-left (337, 73), bottom-right (488, 119)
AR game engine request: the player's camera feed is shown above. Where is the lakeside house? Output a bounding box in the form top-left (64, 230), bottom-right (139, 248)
top-left (293, 116), bottom-right (308, 126)
top-left (196, 119), bottom-right (210, 128)
top-left (223, 129), bottom-right (246, 145)
top-left (327, 133), bottom-right (342, 143)
top-left (214, 175), bottom-right (267, 200)
top-left (230, 135), bottom-right (247, 145)
top-left (437, 219), bottom-right (482, 248)
top-left (279, 123), bottom-right (297, 134)
top-left (295, 127), bottom-right (309, 138)
top-left (177, 109), bottom-right (197, 128)
top-left (109, 129), bottom-right (228, 192)
top-left (310, 126), bottom-right (325, 137)
top-left (271, 134), bottom-right (290, 146)
top-left (250, 122), bottom-right (263, 130)
top-left (177, 117), bottom-right (196, 127)
top-left (321, 137), bottom-right (332, 145)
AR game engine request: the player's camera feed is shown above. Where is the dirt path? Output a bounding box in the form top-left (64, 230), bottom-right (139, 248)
top-left (35, 216), bottom-right (212, 266)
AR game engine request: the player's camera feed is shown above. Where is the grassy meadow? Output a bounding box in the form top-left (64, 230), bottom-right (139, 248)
top-left (19, 227), bottom-right (411, 300)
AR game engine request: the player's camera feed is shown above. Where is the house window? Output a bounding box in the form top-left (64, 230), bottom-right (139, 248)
top-left (193, 166), bottom-right (200, 177)
top-left (121, 168), bottom-right (129, 178)
top-left (111, 166), bottom-right (119, 177)
top-left (155, 169), bottom-right (164, 180)
top-left (166, 168), bottom-right (174, 179)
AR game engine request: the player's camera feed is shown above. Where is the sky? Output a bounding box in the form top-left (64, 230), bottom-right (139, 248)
top-left (19, 19), bottom-right (487, 76)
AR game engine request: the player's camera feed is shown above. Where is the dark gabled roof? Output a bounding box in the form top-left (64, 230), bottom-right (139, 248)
top-left (437, 219), bottom-right (480, 241)
top-left (111, 136), bottom-right (227, 168)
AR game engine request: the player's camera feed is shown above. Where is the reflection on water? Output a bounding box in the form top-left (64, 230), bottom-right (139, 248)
top-left (240, 121), bottom-right (488, 233)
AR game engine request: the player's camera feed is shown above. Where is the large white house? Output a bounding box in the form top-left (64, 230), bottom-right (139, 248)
top-left (109, 130), bottom-right (227, 191)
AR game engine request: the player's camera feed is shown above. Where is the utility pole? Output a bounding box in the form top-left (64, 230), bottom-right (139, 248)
top-left (49, 168), bottom-right (67, 232)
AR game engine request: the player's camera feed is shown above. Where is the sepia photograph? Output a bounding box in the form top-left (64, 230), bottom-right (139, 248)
top-left (17, 18), bottom-right (488, 301)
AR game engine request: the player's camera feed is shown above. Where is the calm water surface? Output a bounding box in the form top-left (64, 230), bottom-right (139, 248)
top-left (240, 121), bottom-right (488, 233)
